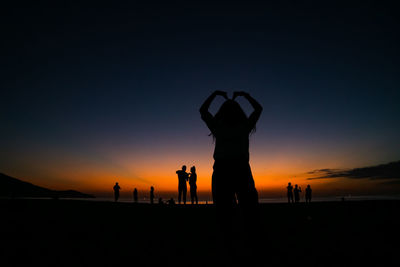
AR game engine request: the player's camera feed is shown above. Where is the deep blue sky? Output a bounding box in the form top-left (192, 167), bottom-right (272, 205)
top-left (1, 1), bottom-right (400, 194)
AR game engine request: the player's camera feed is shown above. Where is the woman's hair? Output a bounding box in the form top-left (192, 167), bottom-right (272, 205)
top-left (190, 166), bottom-right (196, 173)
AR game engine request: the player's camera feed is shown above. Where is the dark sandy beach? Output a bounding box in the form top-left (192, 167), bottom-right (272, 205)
top-left (1, 199), bottom-right (398, 267)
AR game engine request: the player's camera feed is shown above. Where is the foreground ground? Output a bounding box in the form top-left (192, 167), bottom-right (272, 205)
top-left (0, 199), bottom-right (398, 267)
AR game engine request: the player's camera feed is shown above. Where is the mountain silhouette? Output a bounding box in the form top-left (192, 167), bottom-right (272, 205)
top-left (0, 173), bottom-right (94, 198)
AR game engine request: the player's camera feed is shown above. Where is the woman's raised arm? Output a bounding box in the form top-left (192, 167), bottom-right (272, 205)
top-left (233, 91), bottom-right (263, 128)
top-left (199, 90), bottom-right (228, 116)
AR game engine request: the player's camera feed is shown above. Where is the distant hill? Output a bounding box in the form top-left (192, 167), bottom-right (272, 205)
top-left (0, 173), bottom-right (95, 198)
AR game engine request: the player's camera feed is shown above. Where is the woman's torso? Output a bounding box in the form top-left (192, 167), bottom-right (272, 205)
top-left (213, 125), bottom-right (250, 161)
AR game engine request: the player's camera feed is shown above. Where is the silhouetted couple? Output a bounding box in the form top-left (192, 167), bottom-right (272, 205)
top-left (287, 182), bottom-right (301, 203)
top-left (287, 183), bottom-right (301, 203)
top-left (176, 165), bottom-right (198, 204)
top-left (287, 182), bottom-right (312, 203)
top-left (200, 90), bottom-right (262, 251)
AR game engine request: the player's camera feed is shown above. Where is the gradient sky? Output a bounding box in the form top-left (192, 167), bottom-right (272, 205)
top-left (1, 1), bottom-right (400, 199)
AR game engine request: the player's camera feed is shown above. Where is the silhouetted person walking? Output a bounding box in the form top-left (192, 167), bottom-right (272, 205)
top-left (305, 185), bottom-right (312, 203)
top-left (287, 182), bottom-right (294, 203)
top-left (113, 182), bottom-right (120, 202)
top-left (294, 184), bottom-right (301, 203)
top-left (189, 166), bottom-right (198, 205)
top-left (200, 90), bottom-right (262, 239)
top-left (176, 165), bottom-right (189, 204)
top-left (150, 186), bottom-right (155, 204)
top-left (133, 188), bottom-right (138, 203)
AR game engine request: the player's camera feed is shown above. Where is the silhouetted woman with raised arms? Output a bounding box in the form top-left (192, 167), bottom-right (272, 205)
top-left (200, 90), bottom-right (262, 230)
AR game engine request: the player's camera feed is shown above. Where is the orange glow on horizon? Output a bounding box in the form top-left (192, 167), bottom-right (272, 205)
top-left (7, 160), bottom-right (383, 199)
top-left (3, 145), bottom-right (393, 199)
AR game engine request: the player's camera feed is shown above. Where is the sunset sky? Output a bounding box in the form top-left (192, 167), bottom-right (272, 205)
top-left (1, 1), bottom-right (400, 199)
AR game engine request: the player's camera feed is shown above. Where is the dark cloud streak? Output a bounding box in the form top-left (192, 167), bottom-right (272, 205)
top-left (307, 161), bottom-right (400, 182)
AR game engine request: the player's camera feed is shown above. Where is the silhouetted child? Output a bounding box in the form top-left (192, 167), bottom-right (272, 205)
top-left (294, 184), bottom-right (301, 203)
top-left (113, 182), bottom-right (120, 202)
top-left (200, 90), bottom-right (263, 244)
top-left (158, 197), bottom-right (163, 205)
top-left (176, 165), bottom-right (189, 204)
top-left (189, 166), bottom-right (198, 205)
top-left (287, 182), bottom-right (294, 203)
top-left (150, 186), bottom-right (155, 204)
top-left (305, 185), bottom-right (312, 203)
top-left (133, 188), bottom-right (138, 203)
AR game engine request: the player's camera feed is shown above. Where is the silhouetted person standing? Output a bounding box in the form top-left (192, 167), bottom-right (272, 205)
top-left (133, 188), bottom-right (138, 203)
top-left (287, 182), bottom-right (294, 203)
top-left (150, 186), bottom-right (155, 204)
top-left (294, 184), bottom-right (301, 203)
top-left (176, 165), bottom-right (189, 204)
top-left (305, 185), bottom-right (312, 203)
top-left (189, 166), bottom-right (198, 205)
top-left (200, 90), bottom-right (262, 236)
top-left (113, 182), bottom-right (120, 202)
